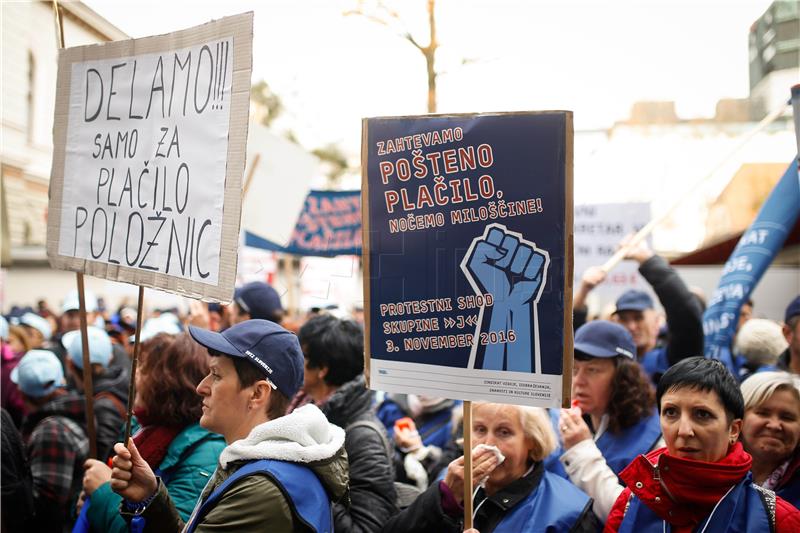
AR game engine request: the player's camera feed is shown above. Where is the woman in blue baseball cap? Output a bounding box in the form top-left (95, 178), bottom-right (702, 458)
top-left (108, 319), bottom-right (348, 532)
top-left (545, 320), bottom-right (661, 521)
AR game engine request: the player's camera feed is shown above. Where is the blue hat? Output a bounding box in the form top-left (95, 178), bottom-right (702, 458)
top-left (133, 314), bottom-right (183, 343)
top-left (62, 289), bottom-right (99, 313)
top-left (62, 327), bottom-right (113, 369)
top-left (10, 350), bottom-right (66, 397)
top-left (574, 320), bottom-right (635, 359)
top-left (614, 290), bottom-right (654, 313)
top-left (785, 296), bottom-right (800, 324)
top-left (189, 319), bottom-right (302, 398)
top-left (20, 312), bottom-right (52, 340)
top-left (234, 282), bottom-right (284, 321)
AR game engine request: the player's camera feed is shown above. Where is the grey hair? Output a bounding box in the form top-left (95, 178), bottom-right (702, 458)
top-left (741, 371), bottom-right (800, 412)
top-left (734, 319), bottom-right (788, 366)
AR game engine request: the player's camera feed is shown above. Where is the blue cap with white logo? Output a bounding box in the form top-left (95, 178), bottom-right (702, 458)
top-left (574, 320), bottom-right (636, 359)
top-left (188, 319), bottom-right (303, 398)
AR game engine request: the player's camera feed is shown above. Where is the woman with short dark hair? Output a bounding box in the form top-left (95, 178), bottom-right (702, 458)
top-left (108, 320), bottom-right (348, 533)
top-left (605, 357), bottom-right (800, 532)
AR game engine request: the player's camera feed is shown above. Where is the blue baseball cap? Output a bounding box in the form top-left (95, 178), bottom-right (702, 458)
top-left (785, 296), bottom-right (800, 323)
top-left (188, 319), bottom-right (303, 398)
top-left (133, 314), bottom-right (183, 343)
top-left (614, 290), bottom-right (654, 314)
top-left (62, 327), bottom-right (113, 369)
top-left (62, 289), bottom-right (99, 313)
top-left (19, 312), bottom-right (52, 340)
top-left (574, 320), bottom-right (636, 359)
top-left (10, 350), bottom-right (66, 397)
top-left (234, 282), bottom-right (284, 321)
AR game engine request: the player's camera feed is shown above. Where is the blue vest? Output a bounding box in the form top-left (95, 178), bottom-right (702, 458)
top-left (491, 471), bottom-right (590, 532)
top-left (185, 459), bottom-right (332, 533)
top-left (618, 475), bottom-right (772, 533)
top-left (545, 409), bottom-right (662, 478)
top-left (778, 476), bottom-right (800, 509)
top-left (642, 347), bottom-right (669, 381)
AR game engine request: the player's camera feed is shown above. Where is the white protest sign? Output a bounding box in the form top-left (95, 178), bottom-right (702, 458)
top-left (47, 13), bottom-right (253, 303)
top-left (574, 203), bottom-right (654, 308)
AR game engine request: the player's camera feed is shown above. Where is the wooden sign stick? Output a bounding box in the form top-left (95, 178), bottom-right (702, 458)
top-left (124, 286), bottom-right (145, 446)
top-left (76, 273), bottom-right (98, 458)
top-left (53, 0), bottom-right (98, 460)
top-left (463, 400), bottom-right (473, 530)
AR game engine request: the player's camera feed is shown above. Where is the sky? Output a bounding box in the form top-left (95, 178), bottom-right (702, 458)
top-left (81, 0), bottom-right (777, 156)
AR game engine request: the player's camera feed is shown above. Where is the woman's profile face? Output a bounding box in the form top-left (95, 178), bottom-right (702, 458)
top-left (660, 386), bottom-right (740, 463)
top-left (742, 388), bottom-right (800, 465)
top-left (472, 404), bottom-right (534, 493)
top-left (196, 355), bottom-right (252, 441)
top-left (572, 357), bottom-right (615, 418)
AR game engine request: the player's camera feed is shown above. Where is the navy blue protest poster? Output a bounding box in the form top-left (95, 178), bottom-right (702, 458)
top-left (362, 112), bottom-right (573, 408)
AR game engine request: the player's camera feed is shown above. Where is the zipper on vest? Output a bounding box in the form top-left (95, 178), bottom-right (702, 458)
top-left (653, 464), bottom-right (661, 481)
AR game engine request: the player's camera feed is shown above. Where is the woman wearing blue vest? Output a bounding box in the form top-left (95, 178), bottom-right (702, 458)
top-left (108, 319), bottom-right (349, 532)
top-left (740, 371), bottom-right (800, 508)
top-left (605, 357), bottom-right (800, 532)
top-left (381, 402), bottom-right (600, 532)
top-left (79, 333), bottom-right (225, 532)
top-left (547, 320), bottom-right (661, 520)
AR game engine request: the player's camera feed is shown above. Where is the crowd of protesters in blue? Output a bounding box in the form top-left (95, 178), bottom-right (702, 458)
top-left (2, 239), bottom-right (800, 532)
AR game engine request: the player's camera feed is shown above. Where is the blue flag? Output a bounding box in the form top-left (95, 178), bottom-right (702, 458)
top-left (703, 159), bottom-right (800, 373)
top-left (244, 190), bottom-right (361, 256)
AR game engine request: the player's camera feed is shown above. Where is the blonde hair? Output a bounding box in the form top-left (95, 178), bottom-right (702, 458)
top-left (473, 402), bottom-right (556, 462)
top-left (741, 371), bottom-right (800, 412)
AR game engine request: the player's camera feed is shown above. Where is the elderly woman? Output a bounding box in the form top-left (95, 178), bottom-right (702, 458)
top-left (740, 371), bottom-right (800, 507)
top-left (548, 320), bottom-right (661, 520)
top-left (79, 333), bottom-right (225, 532)
top-left (605, 357), bottom-right (800, 532)
top-left (382, 402), bottom-right (600, 532)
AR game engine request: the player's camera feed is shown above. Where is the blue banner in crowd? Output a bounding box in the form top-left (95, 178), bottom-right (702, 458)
top-left (703, 159), bottom-right (800, 372)
top-left (362, 112), bottom-right (573, 408)
top-left (244, 190), bottom-right (361, 257)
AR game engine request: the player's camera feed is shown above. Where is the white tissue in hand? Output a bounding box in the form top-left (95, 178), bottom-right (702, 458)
top-left (475, 443), bottom-right (505, 464)
top-left (473, 443), bottom-right (505, 487)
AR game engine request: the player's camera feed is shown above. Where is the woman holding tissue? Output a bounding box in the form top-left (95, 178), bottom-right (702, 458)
top-left (381, 402), bottom-right (600, 532)
top-left (550, 320), bottom-right (662, 521)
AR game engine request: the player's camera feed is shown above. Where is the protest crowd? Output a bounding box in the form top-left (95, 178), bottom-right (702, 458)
top-left (1, 234), bottom-right (799, 533)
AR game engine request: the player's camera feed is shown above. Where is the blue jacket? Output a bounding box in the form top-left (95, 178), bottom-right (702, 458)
top-left (491, 470), bottom-right (593, 532)
top-left (618, 475), bottom-right (772, 533)
top-left (86, 423), bottom-right (224, 533)
top-left (546, 409), bottom-right (661, 478)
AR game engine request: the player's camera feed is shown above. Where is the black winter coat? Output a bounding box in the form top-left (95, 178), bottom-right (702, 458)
top-left (322, 375), bottom-right (398, 532)
top-left (90, 364), bottom-right (129, 459)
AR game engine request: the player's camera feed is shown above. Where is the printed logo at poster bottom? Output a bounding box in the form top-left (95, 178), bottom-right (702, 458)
top-left (370, 359), bottom-right (562, 408)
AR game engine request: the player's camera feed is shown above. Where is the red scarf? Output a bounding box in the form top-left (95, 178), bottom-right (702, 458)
top-left (132, 408), bottom-right (182, 468)
top-left (619, 442), bottom-right (752, 529)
